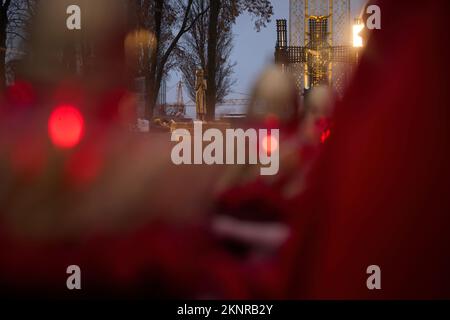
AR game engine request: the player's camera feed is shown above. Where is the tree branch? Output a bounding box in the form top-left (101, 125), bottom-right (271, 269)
top-left (160, 0), bottom-right (209, 70)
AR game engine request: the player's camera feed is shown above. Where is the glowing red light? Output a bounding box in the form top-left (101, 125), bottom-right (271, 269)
top-left (264, 113), bottom-right (280, 128)
top-left (321, 129), bottom-right (331, 144)
top-left (48, 105), bottom-right (85, 149)
top-left (262, 134), bottom-right (279, 156)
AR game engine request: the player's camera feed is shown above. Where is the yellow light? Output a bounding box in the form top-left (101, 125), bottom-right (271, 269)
top-left (353, 23), bottom-right (364, 48)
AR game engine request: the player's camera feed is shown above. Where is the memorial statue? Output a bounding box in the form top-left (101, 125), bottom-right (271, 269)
top-left (195, 68), bottom-right (207, 121)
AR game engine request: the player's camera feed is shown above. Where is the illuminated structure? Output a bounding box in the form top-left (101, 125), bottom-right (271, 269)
top-left (276, 0), bottom-right (359, 97)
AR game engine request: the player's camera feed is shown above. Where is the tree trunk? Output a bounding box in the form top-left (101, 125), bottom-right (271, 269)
top-left (145, 0), bottom-right (163, 120)
top-left (1, 1), bottom-right (12, 90)
top-left (142, 0), bottom-right (200, 120)
top-left (0, 10), bottom-right (8, 91)
top-left (206, 0), bottom-right (220, 121)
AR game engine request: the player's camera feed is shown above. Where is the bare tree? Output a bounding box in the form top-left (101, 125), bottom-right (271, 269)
top-left (129, 0), bottom-right (209, 119)
top-left (1, 0), bottom-right (38, 85)
top-left (1, 0), bottom-right (12, 89)
top-left (177, 0), bottom-right (235, 104)
top-left (6, 0), bottom-right (36, 41)
top-left (205, 0), bottom-right (273, 119)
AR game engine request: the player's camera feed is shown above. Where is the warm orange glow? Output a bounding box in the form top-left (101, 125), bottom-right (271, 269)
top-left (124, 29), bottom-right (157, 67)
top-left (353, 23), bottom-right (364, 48)
top-left (262, 134), bottom-right (279, 155)
top-left (48, 105), bottom-right (85, 149)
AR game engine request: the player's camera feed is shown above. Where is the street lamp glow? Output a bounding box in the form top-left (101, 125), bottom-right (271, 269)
top-left (353, 23), bottom-right (364, 48)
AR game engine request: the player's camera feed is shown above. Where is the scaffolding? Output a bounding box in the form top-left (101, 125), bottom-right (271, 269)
top-left (276, 0), bottom-right (356, 97)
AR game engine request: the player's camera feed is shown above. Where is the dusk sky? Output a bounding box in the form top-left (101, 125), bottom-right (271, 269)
top-left (167, 0), bottom-right (366, 103)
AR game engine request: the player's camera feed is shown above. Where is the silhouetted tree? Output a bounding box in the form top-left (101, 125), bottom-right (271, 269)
top-left (205, 0), bottom-right (273, 119)
top-left (3, 0), bottom-right (39, 84)
top-left (0, 0), bottom-right (12, 89)
top-left (129, 0), bottom-right (209, 119)
top-left (177, 0), bottom-right (235, 103)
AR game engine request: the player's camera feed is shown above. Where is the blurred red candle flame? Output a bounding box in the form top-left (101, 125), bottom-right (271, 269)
top-left (262, 133), bottom-right (279, 156)
top-left (48, 105), bottom-right (85, 149)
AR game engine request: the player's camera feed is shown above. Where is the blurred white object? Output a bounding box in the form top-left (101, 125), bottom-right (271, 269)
top-left (137, 118), bottom-right (150, 133)
top-left (248, 65), bottom-right (300, 122)
top-left (212, 215), bottom-right (290, 251)
top-left (306, 85), bottom-right (334, 116)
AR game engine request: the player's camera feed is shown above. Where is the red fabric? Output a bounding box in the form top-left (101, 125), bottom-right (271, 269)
top-left (0, 222), bottom-right (253, 299)
top-left (282, 0), bottom-right (450, 299)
